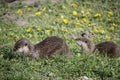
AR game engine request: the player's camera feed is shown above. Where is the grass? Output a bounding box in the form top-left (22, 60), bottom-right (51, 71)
top-left (0, 0), bottom-right (120, 80)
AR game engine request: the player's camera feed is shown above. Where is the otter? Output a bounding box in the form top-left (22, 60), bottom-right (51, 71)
top-left (70, 31), bottom-right (96, 40)
top-left (13, 36), bottom-right (70, 58)
top-left (75, 37), bottom-right (120, 58)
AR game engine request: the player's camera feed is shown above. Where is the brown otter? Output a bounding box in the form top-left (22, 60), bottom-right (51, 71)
top-left (75, 37), bottom-right (120, 58)
top-left (70, 31), bottom-right (96, 40)
top-left (13, 36), bottom-right (70, 58)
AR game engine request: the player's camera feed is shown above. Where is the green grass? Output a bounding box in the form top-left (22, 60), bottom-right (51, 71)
top-left (0, 0), bottom-right (120, 80)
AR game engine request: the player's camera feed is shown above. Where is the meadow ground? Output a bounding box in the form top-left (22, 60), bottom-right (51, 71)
top-left (0, 0), bottom-right (120, 80)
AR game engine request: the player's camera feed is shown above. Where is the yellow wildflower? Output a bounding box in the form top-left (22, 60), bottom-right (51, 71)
top-left (27, 8), bottom-right (31, 11)
top-left (10, 33), bottom-right (14, 37)
top-left (61, 28), bottom-right (68, 33)
top-left (82, 13), bottom-right (87, 17)
top-left (99, 29), bottom-right (105, 34)
top-left (108, 11), bottom-right (113, 15)
top-left (72, 11), bottom-right (77, 16)
top-left (88, 23), bottom-right (91, 27)
top-left (17, 9), bottom-right (22, 14)
top-left (36, 27), bottom-right (41, 32)
top-left (63, 19), bottom-right (68, 24)
top-left (62, 5), bottom-right (66, 9)
top-left (45, 29), bottom-right (51, 33)
top-left (105, 35), bottom-right (110, 40)
top-left (82, 18), bottom-right (87, 23)
top-left (109, 26), bottom-right (114, 31)
top-left (71, 3), bottom-right (77, 8)
top-left (93, 28), bottom-right (99, 33)
top-left (42, 7), bottom-right (46, 11)
top-left (26, 28), bottom-right (31, 33)
top-left (35, 11), bottom-right (41, 16)
top-left (94, 13), bottom-right (101, 17)
top-left (112, 23), bottom-right (117, 27)
top-left (75, 22), bottom-right (81, 26)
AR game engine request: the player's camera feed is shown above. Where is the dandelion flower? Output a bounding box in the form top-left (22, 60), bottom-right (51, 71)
top-left (42, 7), bottom-right (46, 11)
top-left (105, 35), bottom-right (110, 40)
top-left (17, 9), bottom-right (22, 14)
top-left (94, 13), bottom-right (101, 17)
top-left (72, 11), bottom-right (77, 16)
top-left (10, 33), bottom-right (14, 37)
top-left (35, 11), bottom-right (41, 16)
top-left (99, 29), bottom-right (105, 34)
top-left (71, 3), bottom-right (77, 8)
top-left (82, 13), bottom-right (87, 17)
top-left (27, 8), bottom-right (31, 11)
top-left (93, 28), bottom-right (99, 33)
top-left (82, 18), bottom-right (87, 23)
top-left (26, 28), bottom-right (31, 33)
top-left (36, 27), bottom-right (41, 32)
top-left (61, 28), bottom-right (68, 33)
top-left (108, 11), bottom-right (113, 15)
top-left (112, 23), bottom-right (117, 27)
top-left (45, 29), bottom-right (51, 33)
top-left (75, 22), bottom-right (81, 26)
top-left (88, 23), bottom-right (91, 27)
top-left (63, 19), bottom-right (68, 24)
top-left (61, 5), bottom-right (66, 9)
top-left (109, 26), bottom-right (114, 31)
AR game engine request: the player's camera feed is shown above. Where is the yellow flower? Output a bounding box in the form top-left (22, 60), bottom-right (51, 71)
top-left (88, 23), bottom-right (91, 27)
top-left (61, 5), bottom-right (66, 9)
top-left (99, 29), bottom-right (105, 34)
top-left (45, 29), bottom-right (51, 33)
top-left (42, 7), bottom-right (46, 11)
top-left (107, 18), bottom-right (111, 21)
top-left (75, 22), bottom-right (81, 26)
top-left (94, 13), bottom-right (101, 17)
top-left (27, 8), bottom-right (31, 11)
top-left (108, 11), bottom-right (113, 15)
top-left (26, 28), bottom-right (31, 33)
top-left (10, 33), bottom-right (14, 37)
top-left (61, 28), bottom-right (68, 33)
top-left (82, 18), bottom-right (87, 23)
top-left (82, 13), bottom-right (87, 17)
top-left (36, 27), bottom-right (41, 32)
top-left (109, 26), bottom-right (114, 31)
top-left (112, 23), bottom-right (117, 27)
top-left (35, 11), bottom-right (41, 16)
top-left (105, 35), bottom-right (110, 40)
top-left (17, 9), bottom-right (22, 14)
top-left (71, 3), bottom-right (77, 8)
top-left (72, 11), bottom-right (77, 16)
top-left (93, 28), bottom-right (99, 33)
top-left (63, 19), bottom-right (68, 24)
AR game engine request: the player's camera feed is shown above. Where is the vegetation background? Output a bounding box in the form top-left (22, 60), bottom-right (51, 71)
top-left (0, 0), bottom-right (120, 80)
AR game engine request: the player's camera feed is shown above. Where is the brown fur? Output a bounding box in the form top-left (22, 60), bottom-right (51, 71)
top-left (13, 36), bottom-right (70, 58)
top-left (75, 37), bottom-right (120, 58)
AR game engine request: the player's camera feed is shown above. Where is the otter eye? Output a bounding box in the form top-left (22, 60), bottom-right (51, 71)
top-left (25, 43), bottom-right (27, 46)
top-left (85, 41), bottom-right (87, 43)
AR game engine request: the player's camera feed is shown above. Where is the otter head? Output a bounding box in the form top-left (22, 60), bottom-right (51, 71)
top-left (81, 31), bottom-right (96, 38)
top-left (13, 38), bottom-right (34, 56)
top-left (75, 37), bottom-right (95, 54)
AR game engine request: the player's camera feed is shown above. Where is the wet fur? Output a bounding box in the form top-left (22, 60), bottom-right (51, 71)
top-left (13, 36), bottom-right (70, 58)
